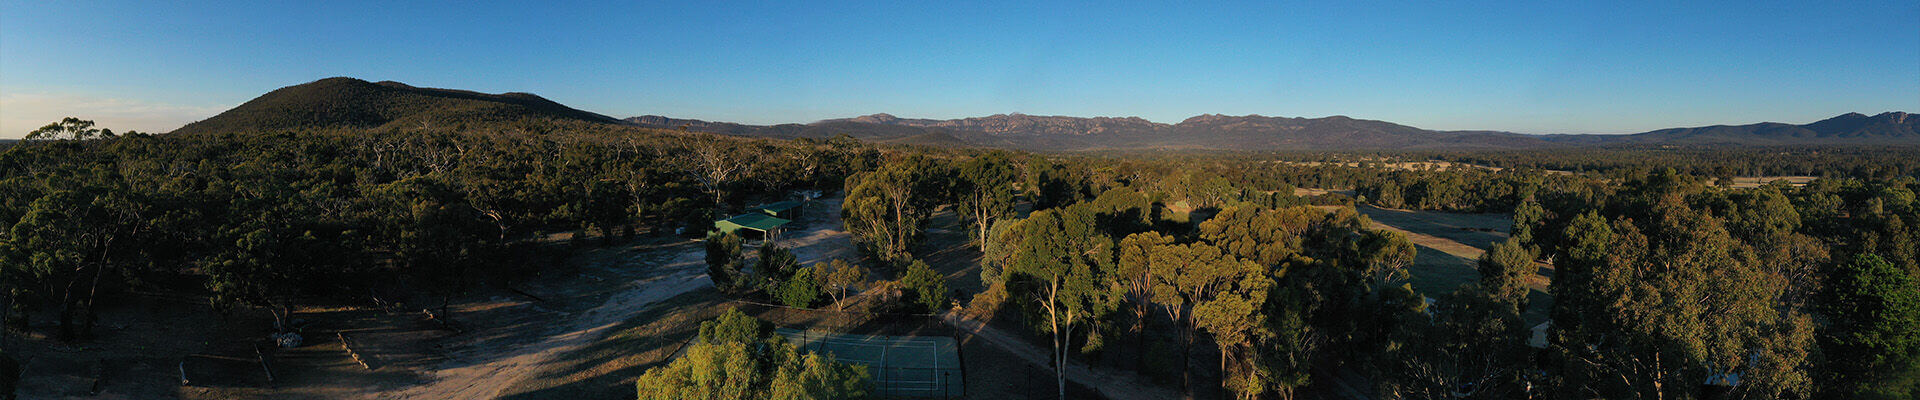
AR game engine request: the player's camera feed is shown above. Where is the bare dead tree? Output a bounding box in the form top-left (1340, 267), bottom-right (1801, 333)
top-left (684, 139), bottom-right (743, 211)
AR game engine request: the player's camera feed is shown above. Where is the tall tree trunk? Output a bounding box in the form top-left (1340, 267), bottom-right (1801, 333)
top-left (56, 275), bottom-right (80, 342)
top-left (1059, 325), bottom-right (1071, 400)
top-left (1181, 316), bottom-right (1193, 397)
top-left (1044, 282), bottom-right (1066, 400)
top-left (80, 262), bottom-right (106, 340)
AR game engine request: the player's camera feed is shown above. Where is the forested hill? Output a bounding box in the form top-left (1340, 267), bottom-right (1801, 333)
top-left (1582, 111), bottom-right (1920, 145)
top-left (171, 77), bottom-right (624, 134)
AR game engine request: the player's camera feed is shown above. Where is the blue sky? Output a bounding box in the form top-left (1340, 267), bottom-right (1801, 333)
top-left (2, 1), bottom-right (1916, 138)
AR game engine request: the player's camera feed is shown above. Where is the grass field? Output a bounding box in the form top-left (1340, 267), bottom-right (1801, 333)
top-left (1726, 176), bottom-right (1819, 188)
top-left (1344, 204), bottom-right (1553, 324)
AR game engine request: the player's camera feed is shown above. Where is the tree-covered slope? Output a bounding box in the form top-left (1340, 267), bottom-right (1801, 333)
top-left (172, 77), bottom-right (623, 134)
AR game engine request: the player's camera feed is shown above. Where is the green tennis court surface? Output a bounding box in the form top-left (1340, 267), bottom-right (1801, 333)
top-left (776, 328), bottom-right (965, 399)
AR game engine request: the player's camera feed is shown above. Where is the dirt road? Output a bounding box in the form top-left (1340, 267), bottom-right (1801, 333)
top-left (364, 243), bottom-right (711, 400)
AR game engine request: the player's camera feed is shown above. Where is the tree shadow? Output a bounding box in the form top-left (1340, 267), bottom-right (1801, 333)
top-left (495, 289), bottom-right (728, 400)
top-left (1406, 243), bottom-right (1481, 295)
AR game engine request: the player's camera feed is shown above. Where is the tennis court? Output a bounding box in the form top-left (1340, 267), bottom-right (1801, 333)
top-left (776, 328), bottom-right (964, 399)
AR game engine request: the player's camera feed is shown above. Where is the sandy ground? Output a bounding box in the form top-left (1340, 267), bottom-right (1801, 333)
top-left (135, 235), bottom-right (717, 400)
top-left (366, 244), bottom-right (710, 399)
top-left (777, 196), bottom-right (861, 269)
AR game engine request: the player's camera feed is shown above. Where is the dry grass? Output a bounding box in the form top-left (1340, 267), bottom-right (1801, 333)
top-left (1725, 176), bottom-right (1818, 188)
top-left (1334, 203), bottom-right (1553, 325)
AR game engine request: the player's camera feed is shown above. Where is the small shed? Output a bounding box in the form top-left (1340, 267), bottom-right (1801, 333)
top-left (749, 200), bottom-right (805, 220)
top-left (714, 213), bottom-right (792, 240)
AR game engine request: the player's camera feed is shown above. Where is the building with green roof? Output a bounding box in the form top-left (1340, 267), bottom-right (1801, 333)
top-left (748, 200), bottom-right (805, 220)
top-left (714, 213), bottom-right (792, 240)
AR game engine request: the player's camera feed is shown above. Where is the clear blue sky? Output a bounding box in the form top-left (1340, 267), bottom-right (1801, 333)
top-left (3, 1), bottom-right (1916, 138)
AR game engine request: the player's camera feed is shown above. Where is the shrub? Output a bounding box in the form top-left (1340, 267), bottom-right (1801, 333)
top-left (965, 281), bottom-right (1010, 318)
top-left (705, 232), bottom-right (746, 292)
top-left (815, 260), bottom-right (867, 311)
top-left (900, 260), bottom-right (948, 313)
top-left (699, 308), bottom-right (769, 345)
top-left (757, 243), bottom-right (800, 289)
top-left (775, 266), bottom-right (822, 308)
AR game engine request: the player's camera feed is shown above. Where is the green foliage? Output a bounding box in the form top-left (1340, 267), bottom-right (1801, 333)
top-left (1116, 231), bottom-right (1175, 324)
top-left (899, 260), bottom-right (948, 313)
top-left (699, 308), bottom-right (771, 345)
top-left (841, 155), bottom-right (949, 264)
top-left (768, 347), bottom-right (871, 400)
top-left (774, 266), bottom-right (822, 308)
top-left (0, 176), bottom-right (148, 340)
top-left (1355, 229), bottom-right (1416, 286)
top-left (1548, 195), bottom-right (1814, 399)
top-left (373, 175), bottom-right (498, 291)
top-left (1197, 205), bottom-right (1317, 266)
top-left (1381, 284), bottom-right (1533, 399)
top-left (1088, 187), bottom-right (1154, 237)
top-left (956, 151), bottom-right (1019, 247)
top-left (705, 232), bottom-right (746, 292)
top-left (815, 259), bottom-right (866, 311)
top-left (1476, 238), bottom-right (1537, 310)
top-left (1138, 239), bottom-right (1276, 397)
top-left (980, 218), bottom-right (1025, 285)
top-left (25, 117), bottom-right (115, 140)
top-left (1351, 167), bottom-right (1549, 213)
top-left (635, 341), bottom-right (765, 400)
top-left (1378, 239), bottom-right (1537, 398)
top-left (1189, 254), bottom-right (1274, 398)
top-left (756, 242), bottom-right (801, 289)
top-left (1510, 196), bottom-right (1546, 247)
top-left (1822, 254), bottom-right (1920, 399)
top-left (1003, 205), bottom-right (1123, 398)
top-left (640, 311), bottom-right (869, 400)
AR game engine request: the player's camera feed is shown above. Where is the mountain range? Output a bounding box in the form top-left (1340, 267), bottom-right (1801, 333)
top-left (175, 78), bottom-right (1918, 150)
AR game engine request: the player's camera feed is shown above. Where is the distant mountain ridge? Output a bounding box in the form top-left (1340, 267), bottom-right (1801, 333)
top-left (1615, 112), bottom-right (1917, 145)
top-left (724, 111), bottom-right (1914, 150)
top-left (173, 77), bottom-right (621, 134)
top-left (173, 78), bottom-right (1914, 150)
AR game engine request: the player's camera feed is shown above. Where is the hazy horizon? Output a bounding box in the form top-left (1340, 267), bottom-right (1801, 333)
top-left (3, 1), bottom-right (1917, 138)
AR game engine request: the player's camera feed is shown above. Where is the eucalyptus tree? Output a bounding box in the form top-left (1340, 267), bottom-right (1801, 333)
top-left (956, 151), bottom-right (1019, 248)
top-left (1005, 205), bottom-right (1121, 399)
top-left (636, 309), bottom-right (869, 400)
top-left (1548, 204), bottom-right (1814, 399)
top-left (1820, 254), bottom-right (1920, 399)
top-left (842, 155), bottom-right (949, 265)
top-left (815, 259), bottom-right (865, 311)
top-left (24, 118), bottom-right (114, 141)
